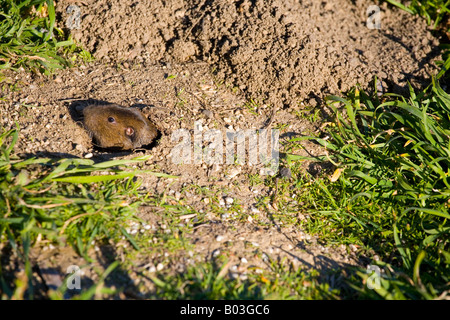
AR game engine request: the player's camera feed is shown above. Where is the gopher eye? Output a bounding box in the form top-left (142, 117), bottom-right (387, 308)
top-left (108, 116), bottom-right (116, 123)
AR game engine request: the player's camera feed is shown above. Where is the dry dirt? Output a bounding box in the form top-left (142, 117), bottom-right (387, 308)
top-left (0, 0), bottom-right (443, 298)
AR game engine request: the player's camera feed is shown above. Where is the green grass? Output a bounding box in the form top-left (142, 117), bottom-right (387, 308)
top-left (385, 1), bottom-right (450, 80)
top-left (0, 0), bottom-right (91, 75)
top-left (384, 0), bottom-right (450, 30)
top-left (0, 126), bottom-right (175, 299)
top-left (147, 258), bottom-right (341, 300)
top-left (279, 1), bottom-right (450, 298)
top-left (285, 76), bottom-right (450, 299)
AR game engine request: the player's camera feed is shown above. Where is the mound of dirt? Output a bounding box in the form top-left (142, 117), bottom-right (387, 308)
top-left (59, 0), bottom-right (441, 108)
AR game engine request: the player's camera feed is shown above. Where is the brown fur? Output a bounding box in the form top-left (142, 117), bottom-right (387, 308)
top-left (82, 104), bottom-right (158, 150)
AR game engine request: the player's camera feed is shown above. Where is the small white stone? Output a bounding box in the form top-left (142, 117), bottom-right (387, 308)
top-left (241, 257), bottom-right (248, 264)
top-left (225, 167), bottom-right (241, 179)
top-left (212, 249), bottom-right (221, 257)
top-left (250, 206), bottom-right (260, 213)
top-left (84, 153), bottom-right (93, 159)
top-left (216, 235), bottom-right (225, 242)
top-left (225, 197), bottom-right (234, 205)
top-left (156, 263), bottom-right (164, 271)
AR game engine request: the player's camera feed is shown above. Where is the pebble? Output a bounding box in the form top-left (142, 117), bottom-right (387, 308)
top-left (201, 109), bottom-right (214, 119)
top-left (225, 197), bottom-right (234, 205)
top-left (250, 206), bottom-right (260, 213)
top-left (241, 257), bottom-right (248, 264)
top-left (279, 167), bottom-right (292, 179)
top-left (225, 167), bottom-right (241, 179)
top-left (84, 153), bottom-right (93, 159)
top-left (212, 249), bottom-right (221, 257)
top-left (156, 263), bottom-right (164, 271)
top-left (260, 168), bottom-right (276, 176)
top-left (216, 235), bottom-right (225, 242)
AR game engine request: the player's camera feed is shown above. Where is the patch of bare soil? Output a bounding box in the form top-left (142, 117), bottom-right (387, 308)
top-left (62, 0), bottom-right (440, 107)
top-left (0, 0), bottom-right (442, 297)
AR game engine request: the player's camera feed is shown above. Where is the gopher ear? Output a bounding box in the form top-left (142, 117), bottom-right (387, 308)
top-left (125, 127), bottom-right (134, 136)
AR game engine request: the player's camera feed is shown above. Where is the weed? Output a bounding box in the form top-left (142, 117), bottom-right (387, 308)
top-left (286, 77), bottom-right (450, 299)
top-left (0, 0), bottom-right (89, 75)
top-left (0, 126), bottom-right (174, 298)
